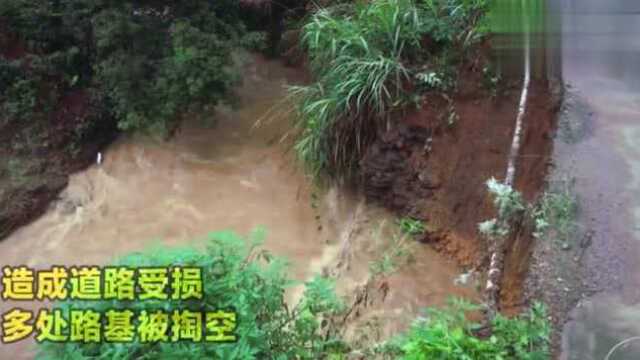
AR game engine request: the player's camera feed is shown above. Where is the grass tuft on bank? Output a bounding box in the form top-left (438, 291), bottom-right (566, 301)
top-left (291, 0), bottom-right (489, 178)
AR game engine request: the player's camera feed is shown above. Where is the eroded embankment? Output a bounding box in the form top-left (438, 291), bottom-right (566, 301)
top-left (500, 81), bottom-right (560, 313)
top-left (361, 67), bottom-right (559, 312)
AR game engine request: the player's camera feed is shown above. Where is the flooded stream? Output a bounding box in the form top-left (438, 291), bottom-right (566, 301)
top-left (0, 54), bottom-right (475, 359)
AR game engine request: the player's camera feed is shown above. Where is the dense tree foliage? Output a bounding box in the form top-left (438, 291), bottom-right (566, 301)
top-left (0, 0), bottom-right (246, 135)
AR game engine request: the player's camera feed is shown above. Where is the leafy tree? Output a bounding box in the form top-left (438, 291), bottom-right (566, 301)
top-left (1, 0), bottom-right (246, 135)
top-left (0, 59), bottom-right (40, 125)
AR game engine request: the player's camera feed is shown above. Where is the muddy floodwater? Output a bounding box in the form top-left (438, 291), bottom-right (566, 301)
top-left (557, 0), bottom-right (640, 359)
top-left (0, 54), bottom-right (475, 359)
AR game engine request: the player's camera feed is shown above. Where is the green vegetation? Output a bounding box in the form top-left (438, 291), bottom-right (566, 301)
top-left (478, 177), bottom-right (526, 240)
top-left (0, 0), bottom-right (256, 136)
top-left (291, 0), bottom-right (489, 178)
top-left (93, 12), bottom-right (240, 134)
top-left (0, 59), bottom-right (40, 124)
top-left (479, 176), bottom-right (579, 247)
top-left (369, 226), bottom-right (415, 276)
top-left (38, 229), bottom-right (347, 360)
top-left (0, 1), bottom-right (263, 237)
top-left (396, 299), bottom-right (550, 359)
top-left (239, 31), bottom-right (269, 53)
top-left (397, 217), bottom-right (427, 237)
top-left (533, 178), bottom-right (578, 245)
top-left (340, 298), bottom-right (551, 359)
top-left (35, 228), bottom-right (550, 359)
top-left (6, 3), bottom-right (554, 358)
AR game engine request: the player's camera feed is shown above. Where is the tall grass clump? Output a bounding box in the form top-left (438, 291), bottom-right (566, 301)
top-left (291, 0), bottom-right (489, 178)
top-left (290, 0), bottom-right (424, 178)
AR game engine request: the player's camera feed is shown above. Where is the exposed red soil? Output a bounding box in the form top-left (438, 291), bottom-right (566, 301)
top-left (361, 66), bottom-right (558, 312)
top-left (500, 82), bottom-right (559, 314)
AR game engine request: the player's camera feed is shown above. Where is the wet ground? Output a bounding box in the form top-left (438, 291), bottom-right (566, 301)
top-left (549, 0), bottom-right (640, 359)
top-left (0, 54), bottom-right (476, 359)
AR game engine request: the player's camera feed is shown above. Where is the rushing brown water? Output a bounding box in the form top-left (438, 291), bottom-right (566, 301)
top-left (0, 54), bottom-right (475, 359)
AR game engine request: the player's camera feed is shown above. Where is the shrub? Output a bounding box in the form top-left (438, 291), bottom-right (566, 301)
top-left (0, 59), bottom-right (23, 90)
top-left (532, 178), bottom-right (578, 243)
top-left (37, 229), bottom-right (346, 359)
top-left (95, 16), bottom-right (239, 134)
top-left (0, 59), bottom-right (40, 125)
top-left (1, 0), bottom-right (245, 137)
top-left (1, 77), bottom-right (39, 123)
top-left (422, 0), bottom-right (489, 44)
top-left (397, 299), bottom-right (550, 360)
top-left (239, 31), bottom-right (269, 52)
top-left (92, 5), bottom-right (241, 135)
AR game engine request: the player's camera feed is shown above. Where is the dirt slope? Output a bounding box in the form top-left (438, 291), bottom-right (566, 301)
top-left (361, 67), bottom-right (558, 311)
